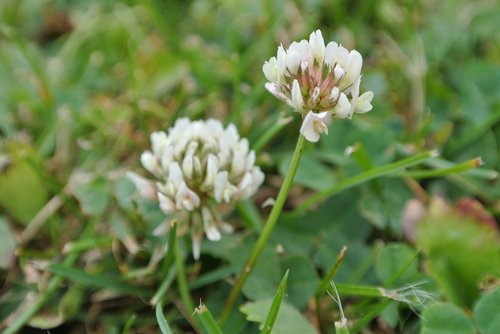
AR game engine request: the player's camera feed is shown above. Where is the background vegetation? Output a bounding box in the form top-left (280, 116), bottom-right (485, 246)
top-left (1, 0), bottom-right (499, 333)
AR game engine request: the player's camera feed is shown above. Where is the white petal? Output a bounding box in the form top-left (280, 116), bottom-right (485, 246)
top-left (140, 151), bottom-right (159, 175)
top-left (249, 167), bottom-right (265, 195)
top-left (334, 65), bottom-right (345, 81)
top-left (158, 192), bottom-right (175, 214)
top-left (341, 50), bottom-right (363, 90)
top-left (151, 132), bottom-right (168, 156)
top-left (286, 50), bottom-right (300, 75)
top-left (201, 207), bottom-right (221, 241)
top-left (290, 79), bottom-right (304, 111)
top-left (300, 111), bottom-right (332, 142)
top-left (193, 156), bottom-right (202, 178)
top-left (349, 76), bottom-right (361, 99)
top-left (333, 93), bottom-right (352, 119)
top-left (126, 172), bottom-right (156, 199)
top-left (329, 86), bottom-right (340, 101)
top-left (230, 149), bottom-right (246, 178)
top-left (262, 56), bottom-right (278, 82)
top-left (311, 86), bottom-right (321, 105)
top-left (276, 45), bottom-right (287, 82)
top-left (192, 233), bottom-right (202, 260)
top-left (237, 172), bottom-right (253, 198)
top-left (214, 171), bottom-right (237, 203)
top-left (245, 151), bottom-right (256, 170)
top-left (182, 155), bottom-right (194, 180)
top-left (354, 91), bottom-right (374, 113)
top-left (175, 181), bottom-right (200, 211)
top-left (309, 30), bottom-right (325, 64)
top-left (168, 162), bottom-right (183, 186)
top-left (325, 41), bottom-right (349, 68)
top-left (202, 154), bottom-right (219, 189)
top-left (324, 41), bottom-right (338, 67)
top-left (214, 171), bottom-right (229, 203)
top-left (264, 82), bottom-right (288, 101)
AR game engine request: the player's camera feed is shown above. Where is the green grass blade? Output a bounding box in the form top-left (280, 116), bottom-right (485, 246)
top-left (316, 246), bottom-right (347, 295)
top-left (194, 303), bottom-right (224, 334)
top-left (394, 157), bottom-right (483, 179)
top-left (156, 301), bottom-right (174, 334)
top-left (261, 269), bottom-right (289, 334)
top-left (151, 222), bottom-right (178, 305)
top-left (290, 150), bottom-right (437, 217)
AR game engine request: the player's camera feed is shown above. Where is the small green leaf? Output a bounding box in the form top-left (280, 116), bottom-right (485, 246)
top-left (0, 142), bottom-right (47, 225)
top-left (72, 176), bottom-right (110, 216)
top-left (473, 288), bottom-right (500, 334)
top-left (375, 243), bottom-right (418, 285)
top-left (113, 175), bottom-right (136, 211)
top-left (240, 300), bottom-right (316, 334)
top-left (262, 270), bottom-right (289, 334)
top-left (421, 303), bottom-right (475, 334)
top-left (156, 301), bottom-right (173, 334)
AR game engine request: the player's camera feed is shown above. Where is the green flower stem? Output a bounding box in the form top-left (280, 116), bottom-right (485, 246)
top-left (174, 241), bottom-right (197, 326)
top-left (219, 134), bottom-right (306, 326)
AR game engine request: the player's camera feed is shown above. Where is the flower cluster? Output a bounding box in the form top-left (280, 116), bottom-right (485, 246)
top-left (263, 30), bottom-right (373, 142)
top-left (134, 118), bottom-right (264, 259)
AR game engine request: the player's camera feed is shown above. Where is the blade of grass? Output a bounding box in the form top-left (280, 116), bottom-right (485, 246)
top-left (160, 222), bottom-right (178, 276)
top-left (194, 303), bottom-right (224, 334)
top-left (174, 240), bottom-right (196, 325)
top-left (62, 235), bottom-right (113, 253)
top-left (151, 267), bottom-right (177, 306)
top-left (122, 314), bottom-right (137, 334)
top-left (156, 301), bottom-right (174, 334)
top-left (151, 222), bottom-right (178, 305)
top-left (394, 157), bottom-right (483, 179)
top-left (350, 299), bottom-right (391, 333)
top-left (290, 150), bottom-right (437, 217)
top-left (316, 246), bottom-right (347, 295)
top-left (261, 269), bottom-right (289, 334)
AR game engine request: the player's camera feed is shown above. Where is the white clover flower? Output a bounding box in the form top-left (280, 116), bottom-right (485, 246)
top-left (131, 118), bottom-right (265, 259)
top-left (263, 29), bottom-right (374, 142)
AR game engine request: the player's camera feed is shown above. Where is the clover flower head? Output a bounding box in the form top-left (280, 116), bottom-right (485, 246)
top-left (133, 118), bottom-right (265, 259)
top-left (263, 30), bottom-right (374, 142)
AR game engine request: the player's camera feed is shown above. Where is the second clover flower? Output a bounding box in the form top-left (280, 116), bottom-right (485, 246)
top-left (263, 30), bottom-right (374, 142)
top-left (135, 118), bottom-right (264, 259)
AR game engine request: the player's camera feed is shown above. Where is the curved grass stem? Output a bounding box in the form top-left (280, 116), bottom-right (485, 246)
top-left (219, 134), bottom-right (306, 326)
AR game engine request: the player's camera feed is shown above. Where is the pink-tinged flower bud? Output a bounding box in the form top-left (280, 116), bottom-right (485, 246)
top-left (263, 29), bottom-right (373, 142)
